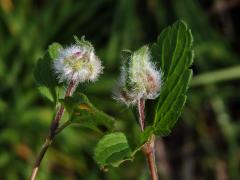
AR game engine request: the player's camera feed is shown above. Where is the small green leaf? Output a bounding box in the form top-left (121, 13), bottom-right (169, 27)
top-left (73, 35), bottom-right (93, 51)
top-left (48, 42), bottom-right (63, 60)
top-left (150, 20), bottom-right (194, 136)
top-left (94, 132), bottom-right (132, 167)
top-left (34, 55), bottom-right (58, 102)
top-left (61, 93), bottom-right (115, 132)
top-left (34, 42), bottom-right (63, 103)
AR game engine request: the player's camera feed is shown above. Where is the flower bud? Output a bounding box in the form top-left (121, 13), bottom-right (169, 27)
top-left (53, 36), bottom-right (103, 83)
top-left (116, 46), bottom-right (162, 105)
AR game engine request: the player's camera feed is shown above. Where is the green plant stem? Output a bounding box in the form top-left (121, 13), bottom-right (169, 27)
top-left (137, 99), bottom-right (158, 180)
top-left (30, 80), bottom-right (77, 180)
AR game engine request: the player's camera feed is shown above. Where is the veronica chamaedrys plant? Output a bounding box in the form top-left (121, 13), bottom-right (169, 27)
top-left (115, 45), bottom-right (162, 179)
top-left (94, 20), bottom-right (193, 180)
top-left (30, 36), bottom-right (111, 180)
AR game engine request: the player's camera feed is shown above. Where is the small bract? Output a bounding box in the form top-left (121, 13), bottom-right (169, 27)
top-left (116, 46), bottom-right (163, 105)
top-left (53, 37), bottom-right (103, 83)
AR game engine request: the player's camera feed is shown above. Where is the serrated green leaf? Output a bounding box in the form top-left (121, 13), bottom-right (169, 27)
top-left (48, 42), bottom-right (63, 60)
top-left (61, 93), bottom-right (114, 132)
top-left (150, 20), bottom-right (194, 136)
top-left (94, 132), bottom-right (132, 167)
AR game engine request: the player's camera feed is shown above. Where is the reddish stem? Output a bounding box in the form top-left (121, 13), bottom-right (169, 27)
top-left (143, 136), bottom-right (158, 180)
top-left (137, 98), bottom-right (158, 180)
top-left (30, 80), bottom-right (77, 180)
top-left (137, 98), bottom-right (145, 131)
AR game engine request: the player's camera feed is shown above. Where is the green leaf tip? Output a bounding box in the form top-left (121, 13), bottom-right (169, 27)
top-left (48, 42), bottom-right (63, 60)
top-left (150, 20), bottom-right (194, 136)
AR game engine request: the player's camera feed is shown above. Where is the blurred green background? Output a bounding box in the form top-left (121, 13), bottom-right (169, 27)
top-left (0, 0), bottom-right (240, 179)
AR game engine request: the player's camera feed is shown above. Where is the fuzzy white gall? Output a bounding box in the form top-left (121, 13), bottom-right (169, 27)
top-left (53, 39), bottom-right (103, 84)
top-left (116, 46), bottom-right (163, 106)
